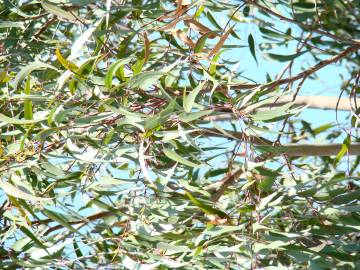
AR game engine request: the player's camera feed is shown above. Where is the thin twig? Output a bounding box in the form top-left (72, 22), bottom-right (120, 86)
top-left (248, 0), bottom-right (359, 45)
top-left (223, 44), bottom-right (360, 91)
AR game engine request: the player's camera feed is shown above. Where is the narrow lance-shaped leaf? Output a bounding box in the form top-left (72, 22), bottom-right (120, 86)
top-left (128, 71), bottom-right (164, 89)
top-left (208, 26), bottom-right (233, 57)
top-left (20, 226), bottom-right (48, 250)
top-left (0, 113), bottom-right (46, 125)
top-left (13, 62), bottom-right (58, 91)
top-left (185, 191), bottom-right (229, 219)
top-left (56, 48), bottom-right (79, 72)
top-left (143, 32), bottom-right (150, 63)
top-left (248, 33), bottom-right (258, 64)
top-left (171, 29), bottom-right (195, 48)
top-left (104, 58), bottom-right (132, 89)
top-left (24, 76), bottom-right (33, 120)
top-left (159, 16), bottom-right (190, 31)
top-left (41, 1), bottom-right (86, 23)
top-left (184, 18), bottom-right (215, 36)
top-left (43, 209), bottom-right (84, 236)
top-left (209, 50), bottom-right (224, 75)
top-left (163, 147), bottom-right (199, 167)
top-left (0, 21), bottom-right (24, 29)
top-left (264, 50), bottom-right (308, 62)
top-left (70, 27), bottom-right (96, 60)
top-left (194, 31), bottom-right (218, 54)
top-left (334, 135), bottom-right (351, 165)
top-left (0, 181), bottom-right (50, 202)
top-left (183, 81), bottom-right (206, 112)
top-left (251, 103), bottom-right (293, 121)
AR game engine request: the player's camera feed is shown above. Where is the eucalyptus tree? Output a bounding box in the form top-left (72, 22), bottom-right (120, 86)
top-left (0, 0), bottom-right (359, 269)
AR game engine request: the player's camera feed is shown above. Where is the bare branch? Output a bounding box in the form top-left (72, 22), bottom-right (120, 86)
top-left (274, 96), bottom-right (360, 111)
top-left (204, 96), bottom-right (360, 122)
top-left (264, 143), bottom-right (360, 157)
top-left (199, 128), bottom-right (360, 156)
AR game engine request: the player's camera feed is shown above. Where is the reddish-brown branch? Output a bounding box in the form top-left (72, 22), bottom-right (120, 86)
top-left (199, 128), bottom-right (360, 157)
top-left (203, 96), bottom-right (360, 122)
top-left (248, 0), bottom-right (359, 45)
top-left (40, 209), bottom-right (128, 235)
top-left (209, 169), bottom-right (243, 202)
top-left (219, 44), bottom-right (360, 91)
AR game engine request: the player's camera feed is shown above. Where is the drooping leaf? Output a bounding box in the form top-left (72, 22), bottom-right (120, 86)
top-left (105, 58), bottom-right (132, 89)
top-left (248, 33), bottom-right (257, 64)
top-left (208, 27), bottom-right (233, 57)
top-left (183, 81), bottom-right (206, 112)
top-left (163, 147), bottom-right (199, 167)
top-left (185, 191), bottom-right (229, 219)
top-left (24, 76), bottom-right (33, 120)
top-left (41, 1), bottom-right (86, 22)
top-left (194, 31), bottom-right (218, 54)
top-left (128, 71), bottom-right (164, 89)
top-left (264, 50), bottom-right (308, 62)
top-left (0, 113), bottom-right (46, 125)
top-left (55, 48), bottom-right (79, 72)
top-left (13, 62), bottom-right (57, 91)
top-left (0, 181), bottom-right (50, 202)
top-left (334, 135), bottom-right (351, 165)
top-left (251, 103), bottom-right (293, 121)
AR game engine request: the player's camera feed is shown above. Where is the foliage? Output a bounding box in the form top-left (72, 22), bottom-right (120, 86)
top-left (0, 0), bottom-right (360, 269)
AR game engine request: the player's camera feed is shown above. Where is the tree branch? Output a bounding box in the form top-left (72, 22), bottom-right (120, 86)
top-left (261, 143), bottom-right (360, 157)
top-left (200, 128), bottom-right (360, 156)
top-left (248, 0), bottom-right (359, 45)
top-left (204, 96), bottom-right (359, 121)
top-left (209, 169), bottom-right (243, 202)
top-left (218, 44), bottom-right (360, 91)
top-left (271, 96), bottom-right (359, 111)
top-left (209, 143), bottom-right (360, 202)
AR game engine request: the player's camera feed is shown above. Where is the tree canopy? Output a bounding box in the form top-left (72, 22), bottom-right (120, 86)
top-left (0, 0), bottom-right (360, 269)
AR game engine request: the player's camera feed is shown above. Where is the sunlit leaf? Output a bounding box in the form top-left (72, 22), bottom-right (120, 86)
top-left (163, 147), bottom-right (199, 167)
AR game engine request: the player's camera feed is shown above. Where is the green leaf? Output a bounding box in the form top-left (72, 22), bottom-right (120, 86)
top-left (128, 71), bottom-right (164, 89)
top-left (0, 181), bottom-right (50, 202)
top-left (179, 110), bottom-right (213, 122)
top-left (185, 191), bottom-right (229, 219)
top-left (41, 1), bottom-right (85, 22)
top-left (183, 81), bottom-right (206, 112)
top-left (209, 50), bottom-right (224, 75)
top-left (73, 239), bottom-right (84, 259)
top-left (24, 76), bottom-right (33, 120)
top-left (258, 192), bottom-right (278, 210)
top-left (0, 21), bottom-right (24, 29)
top-left (259, 27), bottom-right (287, 39)
top-left (105, 58), bottom-right (131, 89)
top-left (131, 58), bottom-right (145, 76)
top-left (264, 50), bottom-right (308, 62)
top-left (331, 189), bottom-right (360, 205)
top-left (43, 209), bottom-right (83, 236)
top-left (206, 11), bottom-right (222, 30)
top-left (13, 62), bottom-right (57, 91)
top-left (194, 32), bottom-right (217, 53)
top-left (157, 242), bottom-right (190, 253)
top-left (0, 113), bottom-right (45, 125)
top-left (334, 135), bottom-right (350, 165)
top-left (144, 99), bottom-right (178, 130)
top-left (163, 148), bottom-right (199, 168)
top-left (55, 48), bottom-right (79, 72)
top-left (70, 27), bottom-right (96, 60)
top-left (20, 226), bottom-right (48, 250)
top-left (248, 34), bottom-right (257, 64)
top-left (251, 103), bottom-right (293, 121)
